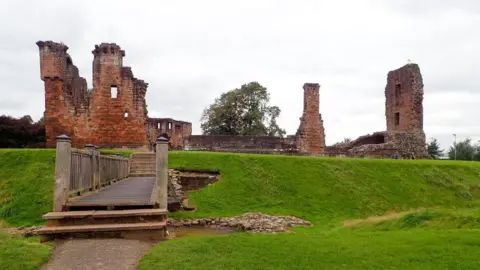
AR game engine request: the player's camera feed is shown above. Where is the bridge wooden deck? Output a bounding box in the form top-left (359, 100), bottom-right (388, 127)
top-left (67, 177), bottom-right (156, 208)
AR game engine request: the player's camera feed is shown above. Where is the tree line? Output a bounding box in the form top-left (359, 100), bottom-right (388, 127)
top-left (0, 115), bottom-right (45, 148)
top-left (427, 137), bottom-right (480, 161)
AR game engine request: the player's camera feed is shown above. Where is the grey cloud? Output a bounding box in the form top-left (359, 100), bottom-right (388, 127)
top-left (384, 0), bottom-right (480, 15)
top-left (0, 0), bottom-right (478, 151)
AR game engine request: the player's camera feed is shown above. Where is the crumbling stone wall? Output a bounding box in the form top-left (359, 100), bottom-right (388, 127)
top-left (148, 118), bottom-right (192, 150)
top-left (184, 135), bottom-right (300, 155)
top-left (296, 83), bottom-right (326, 155)
top-left (325, 64), bottom-right (429, 159)
top-left (38, 41), bottom-right (150, 148)
top-left (384, 63), bottom-right (429, 158)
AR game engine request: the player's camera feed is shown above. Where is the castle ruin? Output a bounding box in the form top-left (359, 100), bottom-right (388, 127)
top-left (37, 40), bottom-right (427, 158)
top-left (37, 41), bottom-right (191, 149)
top-left (296, 83), bottom-right (326, 155)
top-left (326, 63), bottom-right (429, 159)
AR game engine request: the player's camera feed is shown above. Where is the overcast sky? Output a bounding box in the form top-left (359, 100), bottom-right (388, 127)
top-left (1, 0), bottom-right (479, 151)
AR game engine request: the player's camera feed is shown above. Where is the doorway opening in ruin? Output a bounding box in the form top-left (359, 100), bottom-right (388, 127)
top-left (111, 86), bottom-right (118, 98)
top-left (395, 112), bottom-right (400, 126)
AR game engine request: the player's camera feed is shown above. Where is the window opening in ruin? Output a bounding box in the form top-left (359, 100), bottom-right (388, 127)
top-left (111, 86), bottom-right (118, 98)
top-left (395, 112), bottom-right (400, 126)
top-left (157, 123), bottom-right (161, 129)
top-left (168, 122), bottom-right (172, 130)
top-left (124, 111), bottom-right (128, 118)
top-left (395, 84), bottom-right (401, 105)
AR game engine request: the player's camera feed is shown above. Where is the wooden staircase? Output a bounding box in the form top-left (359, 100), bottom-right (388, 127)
top-left (129, 153), bottom-right (156, 177)
top-left (37, 209), bottom-right (168, 241)
top-left (35, 137), bottom-right (171, 241)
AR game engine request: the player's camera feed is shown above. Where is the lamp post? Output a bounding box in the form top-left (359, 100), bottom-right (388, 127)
top-left (453, 133), bottom-right (457, 160)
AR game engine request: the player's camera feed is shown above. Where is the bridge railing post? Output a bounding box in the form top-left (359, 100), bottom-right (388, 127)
top-left (156, 137), bottom-right (169, 209)
top-left (54, 135), bottom-right (71, 212)
top-left (85, 144), bottom-right (96, 191)
top-left (94, 146), bottom-right (100, 189)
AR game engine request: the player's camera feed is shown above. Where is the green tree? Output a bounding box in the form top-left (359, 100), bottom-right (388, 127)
top-left (448, 138), bottom-right (480, 161)
top-left (201, 82), bottom-right (286, 137)
top-left (427, 137), bottom-right (444, 159)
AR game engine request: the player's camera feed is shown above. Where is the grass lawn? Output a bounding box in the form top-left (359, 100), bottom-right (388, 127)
top-left (141, 229), bottom-right (480, 269)
top-left (141, 151), bottom-right (480, 269)
top-left (3, 149), bottom-right (480, 269)
top-left (0, 231), bottom-right (52, 270)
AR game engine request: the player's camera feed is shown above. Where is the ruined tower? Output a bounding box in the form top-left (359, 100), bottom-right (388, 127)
top-left (37, 41), bottom-right (149, 148)
top-left (384, 63), bottom-right (429, 158)
top-left (296, 83), bottom-right (326, 155)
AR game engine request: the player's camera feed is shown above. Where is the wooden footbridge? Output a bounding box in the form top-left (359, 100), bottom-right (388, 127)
top-left (36, 135), bottom-right (171, 240)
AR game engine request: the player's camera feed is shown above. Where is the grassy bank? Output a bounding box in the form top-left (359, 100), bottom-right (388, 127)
top-left (0, 149), bottom-right (55, 226)
top-left (143, 152), bottom-right (480, 269)
top-left (2, 149), bottom-right (480, 269)
top-left (168, 152), bottom-right (480, 224)
top-left (0, 232), bottom-right (51, 270)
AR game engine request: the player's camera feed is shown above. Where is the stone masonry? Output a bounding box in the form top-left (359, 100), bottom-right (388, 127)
top-left (385, 63), bottom-right (424, 132)
top-left (326, 63), bottom-right (429, 159)
top-left (383, 63), bottom-right (429, 158)
top-left (296, 83), bottom-right (326, 155)
top-left (148, 118), bottom-right (192, 150)
top-left (37, 41), bottom-right (191, 149)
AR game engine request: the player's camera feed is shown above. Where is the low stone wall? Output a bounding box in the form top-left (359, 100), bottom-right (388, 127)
top-left (347, 141), bottom-right (398, 158)
top-left (168, 212), bottom-right (312, 233)
top-left (184, 135), bottom-right (300, 155)
top-left (328, 130), bottom-right (430, 159)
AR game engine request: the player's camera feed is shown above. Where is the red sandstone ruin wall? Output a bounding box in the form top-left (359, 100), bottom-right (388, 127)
top-left (38, 41), bottom-right (149, 148)
top-left (385, 64), bottom-right (424, 132)
top-left (325, 63), bottom-right (429, 159)
top-left (147, 118), bottom-right (192, 150)
top-left (296, 83), bottom-right (326, 155)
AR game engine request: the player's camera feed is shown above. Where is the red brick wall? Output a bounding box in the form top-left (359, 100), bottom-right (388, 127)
top-left (296, 83), bottom-right (326, 155)
top-left (147, 118), bottom-right (192, 149)
top-left (385, 64), bottom-right (424, 132)
top-left (38, 41), bottom-right (149, 148)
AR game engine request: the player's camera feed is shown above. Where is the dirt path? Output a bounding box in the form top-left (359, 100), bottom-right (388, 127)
top-left (40, 239), bottom-right (156, 270)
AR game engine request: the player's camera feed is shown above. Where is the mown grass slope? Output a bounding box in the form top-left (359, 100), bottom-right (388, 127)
top-left (2, 150), bottom-right (480, 269)
top-left (0, 149), bottom-right (55, 226)
top-left (168, 152), bottom-right (480, 224)
top-left (0, 232), bottom-right (52, 270)
top-left (142, 151), bottom-right (480, 269)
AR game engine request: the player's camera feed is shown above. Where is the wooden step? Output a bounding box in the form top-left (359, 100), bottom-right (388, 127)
top-left (36, 221), bottom-right (167, 234)
top-left (43, 209), bottom-right (168, 220)
top-left (129, 173), bottom-right (155, 177)
top-left (129, 170), bottom-right (156, 173)
top-left (130, 166), bottom-right (156, 169)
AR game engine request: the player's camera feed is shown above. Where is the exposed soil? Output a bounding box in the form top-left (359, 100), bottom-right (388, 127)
top-left (39, 238), bottom-right (156, 270)
top-left (343, 209), bottom-right (423, 228)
